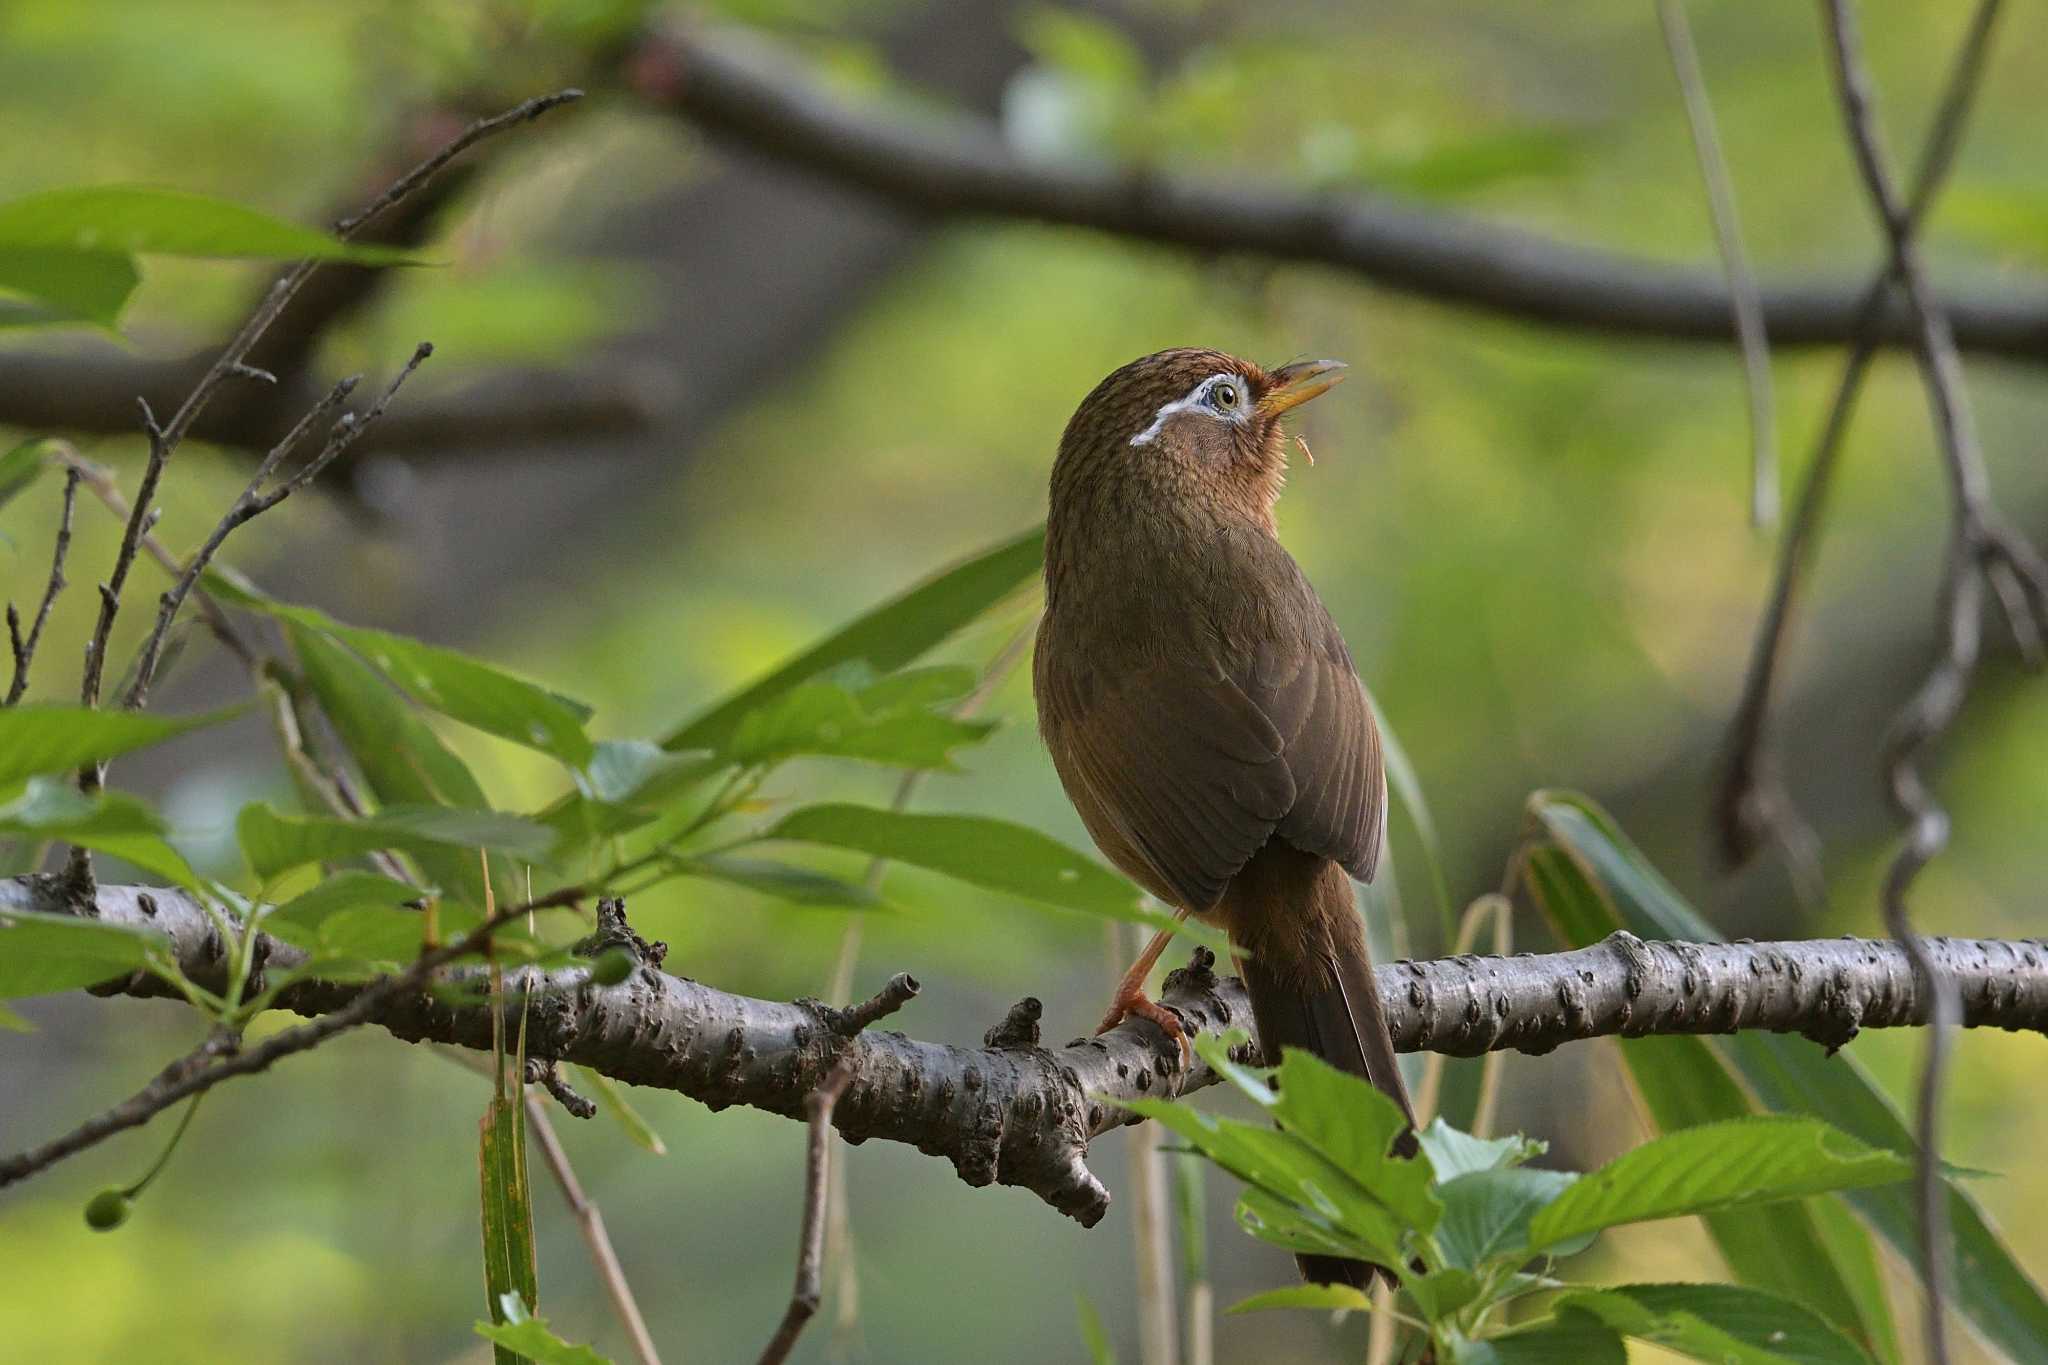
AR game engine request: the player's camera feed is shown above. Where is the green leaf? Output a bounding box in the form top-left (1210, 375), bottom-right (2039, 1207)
top-left (1556, 1283), bottom-right (1872, 1365)
top-left (1526, 1116), bottom-right (1910, 1251)
top-left (0, 186), bottom-right (420, 264)
top-left (475, 1302), bottom-right (612, 1365)
top-left (0, 780), bottom-right (201, 890)
top-left (762, 803), bottom-right (1221, 946)
top-left (0, 908), bottom-right (164, 999)
top-left (236, 802), bottom-right (553, 881)
top-left (313, 905), bottom-right (424, 963)
top-left (267, 871), bottom-right (423, 950)
top-left (571, 1065), bottom-right (666, 1156)
top-left (1126, 1097), bottom-right (1404, 1265)
top-left (1225, 1282), bottom-right (1376, 1315)
top-left (1234, 1184), bottom-right (1374, 1261)
top-left (0, 249), bottom-right (138, 328)
top-left (1434, 1167), bottom-right (1581, 1270)
top-left (210, 575), bottom-right (593, 766)
top-left (0, 704), bottom-right (236, 787)
top-left (682, 855), bottom-right (879, 907)
top-left (1172, 1149), bottom-right (1206, 1285)
top-left (0, 1001), bottom-right (33, 1031)
top-left (662, 526), bottom-right (1043, 752)
top-left (1417, 1120), bottom-right (1545, 1180)
top-left (1075, 1291), bottom-right (1118, 1365)
top-left (724, 666), bottom-right (996, 770)
top-left (1405, 1266), bottom-right (1483, 1320)
top-left (0, 438), bottom-right (50, 513)
top-left (479, 1098), bottom-right (539, 1364)
top-left (1449, 1317), bottom-right (1627, 1365)
top-left (1529, 791), bottom-right (2048, 1362)
top-left (1269, 1048), bottom-right (1440, 1232)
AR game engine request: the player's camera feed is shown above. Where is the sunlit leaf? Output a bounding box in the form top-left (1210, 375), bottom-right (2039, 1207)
top-left (236, 802), bottom-right (553, 880)
top-left (0, 704), bottom-right (236, 788)
top-left (1556, 1283), bottom-right (1872, 1365)
top-left (0, 907), bottom-right (164, 999)
top-left (1269, 1048), bottom-right (1440, 1232)
top-left (0, 186), bottom-right (420, 263)
top-left (1417, 1121), bottom-right (1546, 1180)
top-left (1448, 1317), bottom-right (1627, 1365)
top-left (1224, 1282), bottom-right (1375, 1315)
top-left (266, 871), bottom-right (423, 950)
top-left (1526, 1117), bottom-right (1910, 1251)
top-left (663, 526), bottom-right (1042, 752)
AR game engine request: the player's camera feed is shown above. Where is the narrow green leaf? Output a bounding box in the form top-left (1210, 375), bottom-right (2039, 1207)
top-left (663, 526), bottom-right (1043, 752)
top-left (267, 871), bottom-right (423, 950)
top-left (0, 704), bottom-right (236, 787)
top-left (0, 780), bottom-right (201, 890)
top-left (0, 438), bottom-right (51, 513)
top-left (1225, 1283), bottom-right (1375, 1315)
top-left (1075, 1291), bottom-right (1118, 1365)
top-left (236, 802), bottom-right (553, 881)
top-left (212, 575), bottom-right (593, 766)
top-left (1269, 1048), bottom-right (1440, 1232)
top-left (571, 1065), bottom-right (666, 1156)
top-left (0, 908), bottom-right (164, 999)
top-left (725, 668), bottom-right (996, 770)
top-left (1556, 1283), bottom-right (1872, 1365)
top-left (0, 249), bottom-right (138, 327)
top-left (1172, 1149), bottom-right (1206, 1286)
top-left (763, 803), bottom-right (1221, 946)
top-left (479, 1094), bottom-right (539, 1363)
top-left (682, 855), bottom-right (880, 907)
top-left (1530, 790), bottom-right (2045, 1362)
top-left (1527, 1117), bottom-right (1910, 1251)
top-left (1449, 1317), bottom-right (1627, 1365)
top-left (1434, 1167), bottom-right (1581, 1270)
top-left (0, 186), bottom-right (420, 264)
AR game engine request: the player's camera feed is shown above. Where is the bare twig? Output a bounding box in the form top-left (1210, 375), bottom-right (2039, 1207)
top-left (526, 1091), bottom-right (663, 1365)
top-left (632, 23), bottom-right (2048, 360)
top-left (1715, 0), bottom-right (2006, 868)
top-left (756, 1054), bottom-right (857, 1365)
top-left (1655, 0), bottom-right (1777, 527)
top-left (5, 464), bottom-right (80, 705)
top-left (10, 877), bottom-right (2046, 1224)
top-left (1817, 6), bottom-right (2042, 1361)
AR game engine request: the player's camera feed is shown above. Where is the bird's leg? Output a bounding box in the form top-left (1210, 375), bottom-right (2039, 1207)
top-left (1097, 909), bottom-right (1193, 1063)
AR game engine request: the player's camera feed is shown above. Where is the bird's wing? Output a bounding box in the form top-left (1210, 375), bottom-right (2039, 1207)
top-left (1039, 605), bottom-right (1384, 911)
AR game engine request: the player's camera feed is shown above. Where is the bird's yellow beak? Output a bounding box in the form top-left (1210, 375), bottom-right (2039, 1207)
top-left (1258, 358), bottom-right (1347, 417)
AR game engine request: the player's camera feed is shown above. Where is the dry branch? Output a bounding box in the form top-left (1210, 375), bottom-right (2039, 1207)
top-left (5, 876), bottom-right (2043, 1227)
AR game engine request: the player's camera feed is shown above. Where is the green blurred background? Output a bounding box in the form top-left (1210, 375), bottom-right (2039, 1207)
top-left (1, 0), bottom-right (2044, 1360)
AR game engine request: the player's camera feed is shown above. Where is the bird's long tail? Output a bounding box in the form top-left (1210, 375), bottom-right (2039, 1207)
top-left (1227, 843), bottom-right (1416, 1288)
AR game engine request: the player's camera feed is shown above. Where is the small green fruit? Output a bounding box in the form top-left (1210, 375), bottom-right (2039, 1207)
top-left (84, 1188), bottom-right (132, 1231)
top-left (588, 948), bottom-right (636, 987)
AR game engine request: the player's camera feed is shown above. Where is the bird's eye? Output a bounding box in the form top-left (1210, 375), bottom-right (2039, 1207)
top-left (1212, 381), bottom-right (1240, 410)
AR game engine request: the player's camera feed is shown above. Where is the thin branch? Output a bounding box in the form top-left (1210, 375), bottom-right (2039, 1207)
top-left (9, 877), bottom-right (2045, 1226)
top-left (1819, 6), bottom-right (2042, 1361)
top-left (757, 1057), bottom-right (860, 1365)
top-left (629, 24), bottom-right (2048, 359)
top-left (1655, 0), bottom-right (1778, 527)
top-left (5, 464), bottom-right (80, 705)
top-left (526, 1091), bottom-right (664, 1365)
top-left (1715, 0), bottom-right (2006, 868)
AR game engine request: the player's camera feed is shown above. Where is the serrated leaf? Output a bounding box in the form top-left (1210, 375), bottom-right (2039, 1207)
top-left (762, 803), bottom-right (1221, 947)
top-left (237, 802), bottom-right (553, 881)
top-left (0, 907), bottom-right (164, 999)
top-left (1270, 1048), bottom-right (1440, 1232)
top-left (267, 871), bottom-right (423, 950)
top-left (1557, 1283), bottom-right (1871, 1365)
top-left (211, 574), bottom-right (593, 766)
top-left (1417, 1120), bottom-right (1546, 1180)
top-left (1224, 1282), bottom-right (1376, 1315)
top-left (683, 855), bottom-right (879, 907)
top-left (0, 779), bottom-right (201, 890)
top-left (0, 704), bottom-right (236, 787)
top-left (1435, 1166), bottom-right (1582, 1270)
top-left (663, 527), bottom-right (1042, 752)
top-left (475, 1300), bottom-right (613, 1365)
top-left (1526, 1117), bottom-right (1910, 1251)
top-left (0, 186), bottom-right (420, 264)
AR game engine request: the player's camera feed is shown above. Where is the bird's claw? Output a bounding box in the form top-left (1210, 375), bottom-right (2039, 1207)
top-left (1097, 988), bottom-right (1192, 1067)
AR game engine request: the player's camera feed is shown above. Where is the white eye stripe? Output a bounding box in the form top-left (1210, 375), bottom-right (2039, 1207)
top-left (1128, 373), bottom-right (1247, 447)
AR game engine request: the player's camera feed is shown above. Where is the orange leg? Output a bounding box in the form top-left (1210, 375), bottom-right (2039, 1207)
top-left (1098, 908), bottom-right (1193, 1063)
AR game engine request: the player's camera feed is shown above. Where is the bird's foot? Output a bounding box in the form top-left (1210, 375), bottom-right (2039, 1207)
top-left (1097, 987), bottom-right (1191, 1066)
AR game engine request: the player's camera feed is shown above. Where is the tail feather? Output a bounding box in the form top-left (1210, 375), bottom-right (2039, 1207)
top-left (1229, 848), bottom-right (1415, 1288)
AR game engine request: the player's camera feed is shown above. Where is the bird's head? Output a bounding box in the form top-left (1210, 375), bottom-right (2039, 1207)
top-left (1050, 347), bottom-right (1346, 529)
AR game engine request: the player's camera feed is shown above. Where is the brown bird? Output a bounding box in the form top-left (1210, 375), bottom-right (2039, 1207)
top-left (1033, 347), bottom-right (1415, 1287)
